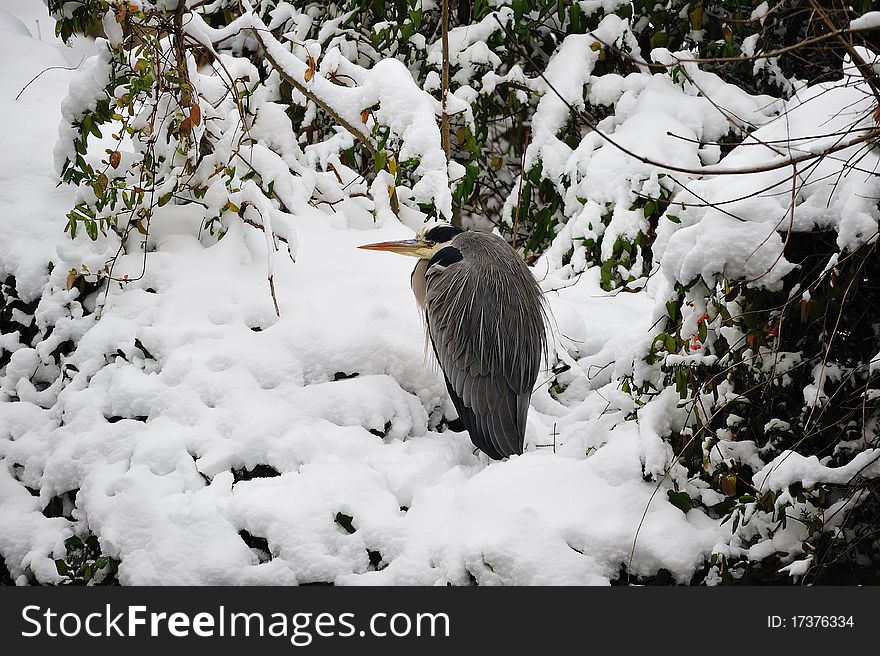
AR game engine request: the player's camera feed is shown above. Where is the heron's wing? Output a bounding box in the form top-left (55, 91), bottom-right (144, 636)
top-left (424, 244), bottom-right (544, 459)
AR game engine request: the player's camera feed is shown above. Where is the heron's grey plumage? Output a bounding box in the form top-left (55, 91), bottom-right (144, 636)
top-left (413, 230), bottom-right (547, 459)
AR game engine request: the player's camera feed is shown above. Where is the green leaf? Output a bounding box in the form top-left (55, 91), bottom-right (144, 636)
top-left (675, 367), bottom-right (688, 398)
top-left (374, 150), bottom-right (387, 173)
top-left (76, 204), bottom-right (96, 219)
top-left (667, 490), bottom-right (691, 512)
top-left (599, 258), bottom-right (614, 290)
top-left (86, 115), bottom-right (102, 139)
top-left (666, 214), bottom-right (681, 224)
top-left (651, 31), bottom-right (669, 49)
top-left (335, 512), bottom-right (356, 534)
top-left (651, 332), bottom-right (669, 353)
top-left (569, 2), bottom-right (582, 29)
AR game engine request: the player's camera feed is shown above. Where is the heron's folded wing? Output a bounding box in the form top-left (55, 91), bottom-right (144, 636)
top-left (425, 263), bottom-right (541, 458)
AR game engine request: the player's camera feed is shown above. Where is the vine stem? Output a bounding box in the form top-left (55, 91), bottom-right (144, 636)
top-left (248, 25), bottom-right (378, 158)
top-left (440, 0), bottom-right (451, 163)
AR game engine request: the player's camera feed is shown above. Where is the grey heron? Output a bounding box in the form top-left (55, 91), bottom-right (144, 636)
top-left (359, 222), bottom-right (547, 459)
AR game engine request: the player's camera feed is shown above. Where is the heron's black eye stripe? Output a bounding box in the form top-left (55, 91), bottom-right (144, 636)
top-left (424, 225), bottom-right (463, 243)
top-left (428, 246), bottom-right (463, 270)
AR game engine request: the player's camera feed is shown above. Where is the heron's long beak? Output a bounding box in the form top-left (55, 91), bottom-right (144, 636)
top-left (358, 238), bottom-right (426, 257)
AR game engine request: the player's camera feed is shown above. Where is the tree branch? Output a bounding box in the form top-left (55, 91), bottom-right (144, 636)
top-left (440, 0), bottom-right (451, 162)
top-left (492, 14), bottom-right (880, 179)
top-left (809, 0), bottom-right (880, 106)
top-left (249, 26), bottom-right (378, 158)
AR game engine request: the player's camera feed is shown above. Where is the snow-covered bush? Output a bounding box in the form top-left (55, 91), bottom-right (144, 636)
top-left (633, 56), bottom-right (880, 582)
top-left (48, 0), bottom-right (826, 284)
top-left (3, 0), bottom-right (879, 586)
top-left (49, 0), bottom-right (461, 306)
top-left (495, 0), bottom-right (880, 583)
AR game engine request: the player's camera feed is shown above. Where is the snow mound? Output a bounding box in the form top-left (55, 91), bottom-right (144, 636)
top-left (0, 6), bottom-right (726, 585)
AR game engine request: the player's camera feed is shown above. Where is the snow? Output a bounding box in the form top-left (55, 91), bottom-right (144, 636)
top-left (751, 2), bottom-right (770, 24)
top-left (779, 556), bottom-right (812, 580)
top-left (426, 7), bottom-right (512, 70)
top-left (579, 1), bottom-right (633, 16)
top-left (851, 12), bottom-right (880, 31)
top-left (524, 35), bottom-right (784, 291)
top-left (754, 449), bottom-right (880, 493)
top-left (0, 7), bottom-right (31, 37)
top-left (187, 9), bottom-right (455, 219)
top-left (3, 1), bottom-right (880, 587)
top-left (0, 2), bottom-right (735, 586)
top-left (652, 50), bottom-right (880, 300)
top-left (524, 16), bottom-right (644, 186)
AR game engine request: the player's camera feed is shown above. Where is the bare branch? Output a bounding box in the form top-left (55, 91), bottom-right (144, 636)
top-left (809, 0), bottom-right (880, 106)
top-left (492, 15), bottom-right (880, 181)
top-left (440, 0), bottom-right (451, 163)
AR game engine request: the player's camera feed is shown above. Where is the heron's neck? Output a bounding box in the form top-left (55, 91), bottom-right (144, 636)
top-left (410, 258), bottom-right (429, 309)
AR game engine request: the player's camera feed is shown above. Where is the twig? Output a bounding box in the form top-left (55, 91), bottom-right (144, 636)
top-left (15, 61), bottom-right (85, 101)
top-left (512, 128), bottom-right (529, 250)
top-left (809, 0), bottom-right (880, 106)
top-left (440, 0), bottom-right (451, 163)
top-left (491, 15), bottom-right (880, 179)
top-left (592, 20), bottom-right (880, 68)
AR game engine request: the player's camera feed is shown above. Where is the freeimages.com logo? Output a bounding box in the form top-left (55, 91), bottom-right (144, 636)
top-left (20, 604), bottom-right (450, 646)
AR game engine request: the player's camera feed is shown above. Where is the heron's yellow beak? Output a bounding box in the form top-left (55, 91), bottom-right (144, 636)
top-left (358, 238), bottom-right (435, 258)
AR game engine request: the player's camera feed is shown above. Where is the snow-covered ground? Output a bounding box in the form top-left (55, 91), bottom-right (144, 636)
top-left (5, 1), bottom-right (878, 586)
top-left (0, 1), bottom-right (734, 585)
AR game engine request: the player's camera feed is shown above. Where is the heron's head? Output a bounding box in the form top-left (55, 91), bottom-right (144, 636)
top-left (358, 221), bottom-right (463, 259)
